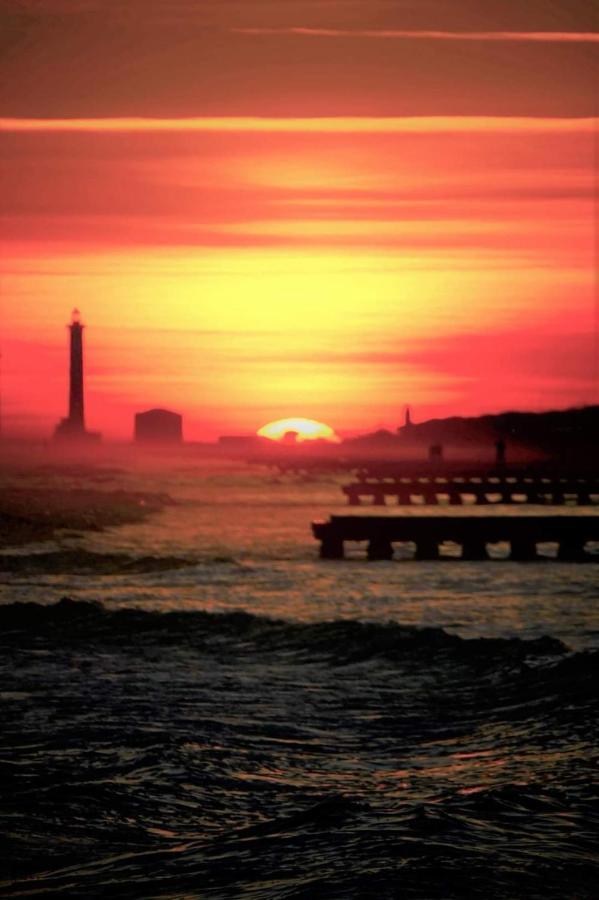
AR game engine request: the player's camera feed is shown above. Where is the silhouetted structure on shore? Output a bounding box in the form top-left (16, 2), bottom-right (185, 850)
top-left (495, 438), bottom-right (506, 465)
top-left (429, 443), bottom-right (443, 462)
top-left (134, 408), bottom-right (183, 444)
top-left (316, 406), bottom-right (599, 466)
top-left (54, 309), bottom-right (101, 443)
top-left (396, 407), bottom-right (598, 464)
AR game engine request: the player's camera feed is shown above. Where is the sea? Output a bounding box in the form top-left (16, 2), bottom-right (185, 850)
top-left (1, 459), bottom-right (598, 898)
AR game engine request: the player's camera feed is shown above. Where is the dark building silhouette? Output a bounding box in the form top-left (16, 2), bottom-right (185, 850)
top-left (495, 438), bottom-right (506, 465)
top-left (54, 309), bottom-right (101, 442)
top-left (134, 408), bottom-right (183, 444)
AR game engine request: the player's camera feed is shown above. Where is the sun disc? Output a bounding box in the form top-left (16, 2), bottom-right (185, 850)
top-left (257, 417), bottom-right (338, 442)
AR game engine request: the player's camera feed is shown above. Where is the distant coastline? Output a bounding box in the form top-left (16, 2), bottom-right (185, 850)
top-left (344, 404), bottom-right (599, 463)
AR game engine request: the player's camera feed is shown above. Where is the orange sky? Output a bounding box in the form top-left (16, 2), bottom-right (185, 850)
top-left (1, 1), bottom-right (597, 440)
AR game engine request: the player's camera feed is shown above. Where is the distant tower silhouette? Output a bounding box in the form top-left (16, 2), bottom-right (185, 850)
top-left (68, 308), bottom-right (85, 430)
top-left (54, 309), bottom-right (101, 442)
top-left (398, 405), bottom-right (414, 438)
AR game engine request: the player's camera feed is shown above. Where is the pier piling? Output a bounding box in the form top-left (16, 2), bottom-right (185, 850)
top-left (367, 536), bottom-right (394, 560)
top-left (462, 538), bottom-right (489, 560)
top-left (510, 538), bottom-right (538, 561)
top-left (414, 539), bottom-right (439, 560)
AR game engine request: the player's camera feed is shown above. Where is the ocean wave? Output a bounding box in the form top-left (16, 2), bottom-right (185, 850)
top-left (0, 597), bottom-right (569, 665)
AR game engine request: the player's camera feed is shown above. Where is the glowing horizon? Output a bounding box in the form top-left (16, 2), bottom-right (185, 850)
top-left (1, 1), bottom-right (596, 440)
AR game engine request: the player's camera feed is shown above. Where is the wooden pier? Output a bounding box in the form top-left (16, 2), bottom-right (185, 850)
top-left (312, 515), bottom-right (599, 561)
top-left (342, 475), bottom-right (599, 507)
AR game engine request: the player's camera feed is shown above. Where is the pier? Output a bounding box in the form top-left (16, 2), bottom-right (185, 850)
top-left (341, 474), bottom-right (599, 506)
top-left (312, 515), bottom-right (599, 561)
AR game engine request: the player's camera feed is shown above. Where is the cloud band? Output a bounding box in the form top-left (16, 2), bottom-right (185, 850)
top-left (0, 117), bottom-right (595, 134)
top-left (233, 27), bottom-right (599, 43)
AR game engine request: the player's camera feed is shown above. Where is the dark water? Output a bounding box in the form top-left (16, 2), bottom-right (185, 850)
top-left (1, 598), bottom-right (597, 898)
top-left (1, 463), bottom-right (597, 896)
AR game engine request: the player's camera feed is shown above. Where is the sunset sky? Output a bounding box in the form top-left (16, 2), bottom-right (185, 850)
top-left (1, 0), bottom-right (597, 440)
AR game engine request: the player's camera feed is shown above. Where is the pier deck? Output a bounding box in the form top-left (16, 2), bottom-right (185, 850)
top-left (342, 476), bottom-right (599, 506)
top-left (312, 514), bottom-right (599, 560)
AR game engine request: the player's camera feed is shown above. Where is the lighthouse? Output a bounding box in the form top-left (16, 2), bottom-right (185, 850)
top-left (54, 309), bottom-right (101, 442)
top-left (68, 308), bottom-right (85, 429)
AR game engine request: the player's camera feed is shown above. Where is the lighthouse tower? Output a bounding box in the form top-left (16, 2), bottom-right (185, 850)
top-left (68, 308), bottom-right (85, 430)
top-left (54, 309), bottom-right (101, 442)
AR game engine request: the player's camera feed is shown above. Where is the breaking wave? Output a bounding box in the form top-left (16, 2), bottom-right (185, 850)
top-left (0, 597), bottom-right (569, 663)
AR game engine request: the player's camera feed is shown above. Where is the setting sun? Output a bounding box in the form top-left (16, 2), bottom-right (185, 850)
top-left (257, 417), bottom-right (338, 442)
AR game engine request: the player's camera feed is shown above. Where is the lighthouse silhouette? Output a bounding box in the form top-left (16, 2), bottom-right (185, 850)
top-left (54, 309), bottom-right (101, 443)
